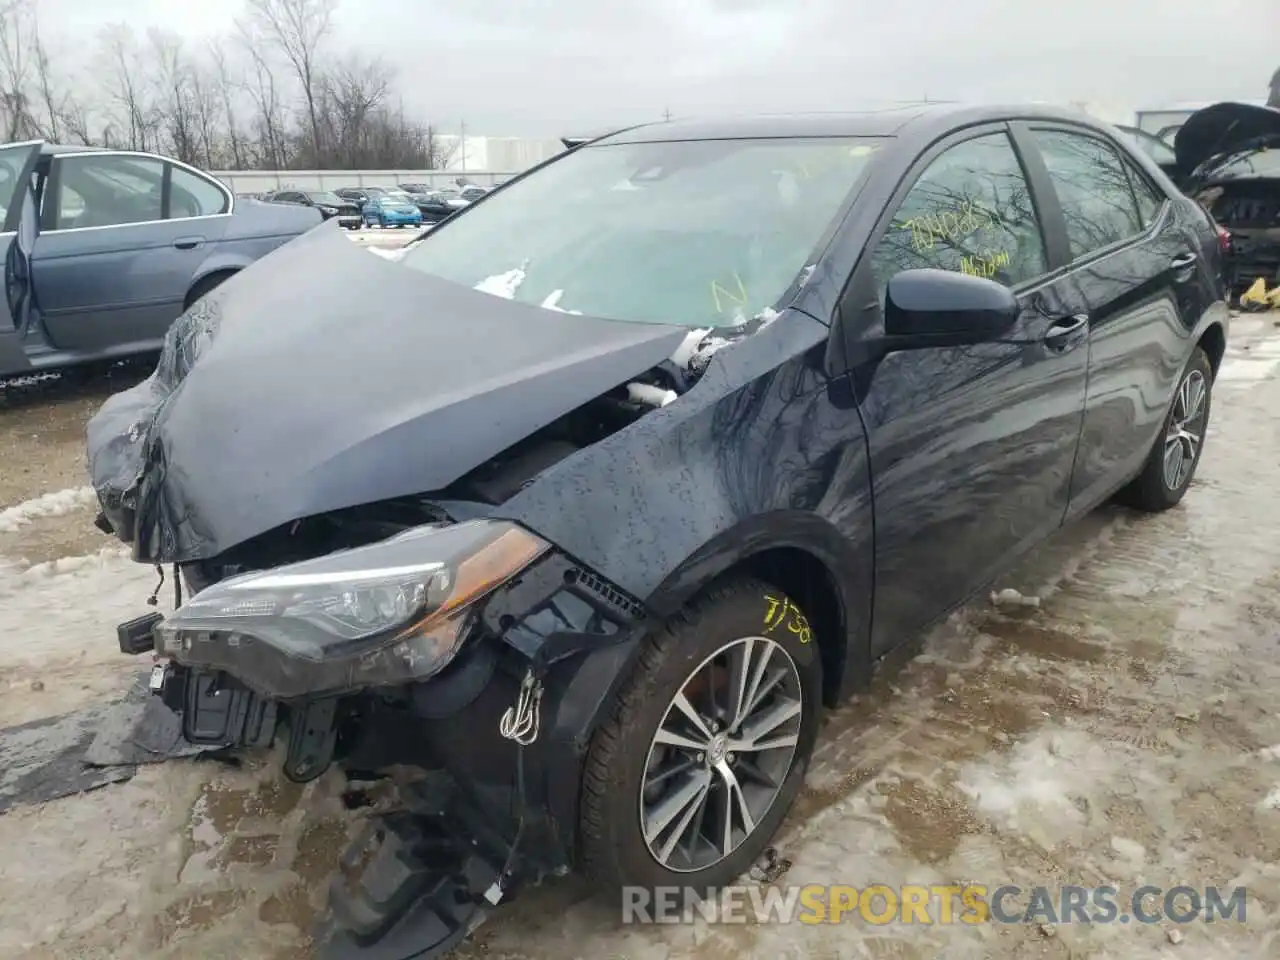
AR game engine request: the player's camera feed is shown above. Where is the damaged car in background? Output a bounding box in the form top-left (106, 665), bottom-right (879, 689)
top-left (1174, 100), bottom-right (1280, 299)
top-left (86, 104), bottom-right (1228, 959)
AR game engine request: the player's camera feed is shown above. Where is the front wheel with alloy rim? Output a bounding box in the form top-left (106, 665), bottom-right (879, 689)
top-left (580, 577), bottom-right (822, 894)
top-left (1117, 346), bottom-right (1213, 512)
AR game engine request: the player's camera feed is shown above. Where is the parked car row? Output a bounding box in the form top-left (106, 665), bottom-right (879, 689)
top-left (244, 181), bottom-right (496, 229)
top-left (257, 184), bottom-right (472, 229)
top-left (260, 189), bottom-right (363, 230)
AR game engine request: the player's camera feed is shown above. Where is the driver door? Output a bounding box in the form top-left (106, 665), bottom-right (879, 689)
top-left (847, 126), bottom-right (1092, 655)
top-left (0, 141), bottom-right (45, 374)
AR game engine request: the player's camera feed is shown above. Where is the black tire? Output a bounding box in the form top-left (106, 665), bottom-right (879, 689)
top-left (1116, 346), bottom-right (1213, 512)
top-left (580, 576), bottom-right (822, 897)
top-left (184, 270), bottom-right (234, 311)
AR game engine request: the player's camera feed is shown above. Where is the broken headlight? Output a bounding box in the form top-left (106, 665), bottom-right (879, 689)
top-left (154, 520), bottom-right (548, 699)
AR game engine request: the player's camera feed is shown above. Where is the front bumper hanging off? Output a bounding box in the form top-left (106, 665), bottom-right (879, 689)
top-left (147, 658), bottom-right (516, 960)
top-left (120, 547), bottom-right (650, 960)
top-left (315, 775), bottom-right (512, 960)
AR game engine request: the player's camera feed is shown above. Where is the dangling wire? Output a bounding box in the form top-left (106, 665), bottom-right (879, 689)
top-left (146, 564), bottom-right (165, 607)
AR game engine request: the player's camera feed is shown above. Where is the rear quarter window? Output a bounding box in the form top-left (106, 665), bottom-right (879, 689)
top-left (1029, 129), bottom-right (1146, 260)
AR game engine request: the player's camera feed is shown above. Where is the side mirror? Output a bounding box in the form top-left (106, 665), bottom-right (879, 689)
top-left (884, 268), bottom-right (1019, 345)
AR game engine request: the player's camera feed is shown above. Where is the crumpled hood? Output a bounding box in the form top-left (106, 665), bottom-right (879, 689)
top-left (86, 226), bottom-right (687, 564)
top-left (1175, 101), bottom-right (1280, 181)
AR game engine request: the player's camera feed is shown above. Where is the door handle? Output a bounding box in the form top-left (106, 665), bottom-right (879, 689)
top-left (173, 237), bottom-right (204, 250)
top-left (1170, 252), bottom-right (1197, 278)
top-left (1044, 313), bottom-right (1089, 344)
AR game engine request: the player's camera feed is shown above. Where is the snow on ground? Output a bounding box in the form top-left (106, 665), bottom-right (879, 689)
top-left (1, 311), bottom-right (1280, 958)
top-left (0, 486), bottom-right (98, 533)
top-left (0, 545), bottom-right (157, 727)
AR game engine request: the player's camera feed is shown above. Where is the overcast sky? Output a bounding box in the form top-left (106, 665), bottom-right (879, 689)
top-left (35, 0), bottom-right (1280, 136)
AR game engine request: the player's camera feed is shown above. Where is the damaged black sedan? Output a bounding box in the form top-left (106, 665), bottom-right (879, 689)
top-left (87, 104), bottom-right (1228, 959)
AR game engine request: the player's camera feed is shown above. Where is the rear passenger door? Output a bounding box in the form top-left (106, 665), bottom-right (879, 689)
top-left (1019, 125), bottom-right (1195, 515)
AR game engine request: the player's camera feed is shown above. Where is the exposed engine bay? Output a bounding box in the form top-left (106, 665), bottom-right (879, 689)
top-left (176, 308), bottom-right (776, 592)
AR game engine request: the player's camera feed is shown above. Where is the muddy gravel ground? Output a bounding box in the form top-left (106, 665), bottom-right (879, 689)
top-left (3, 309), bottom-right (1280, 959)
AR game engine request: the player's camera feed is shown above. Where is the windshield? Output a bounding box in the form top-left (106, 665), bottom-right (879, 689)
top-left (401, 136), bottom-right (881, 327)
top-left (307, 191), bottom-right (343, 204)
top-left (1205, 145), bottom-right (1280, 180)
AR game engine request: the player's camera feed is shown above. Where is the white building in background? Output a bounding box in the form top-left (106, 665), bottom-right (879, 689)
top-left (432, 135), bottom-right (565, 174)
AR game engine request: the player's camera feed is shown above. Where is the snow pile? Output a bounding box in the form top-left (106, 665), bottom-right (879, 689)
top-left (0, 546), bottom-right (155, 670)
top-left (0, 487), bottom-right (98, 533)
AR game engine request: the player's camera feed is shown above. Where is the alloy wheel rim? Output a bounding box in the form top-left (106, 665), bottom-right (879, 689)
top-left (639, 636), bottom-right (804, 873)
top-left (1163, 369), bottom-right (1207, 492)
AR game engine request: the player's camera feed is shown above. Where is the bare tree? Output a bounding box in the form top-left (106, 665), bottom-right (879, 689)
top-left (98, 24), bottom-right (158, 150)
top-left (208, 38), bottom-right (246, 168)
top-left (235, 17), bottom-right (289, 168)
top-left (319, 55), bottom-right (390, 166)
top-left (0, 0), bottom-right (35, 139)
top-left (0, 0), bottom-right (473, 174)
top-left (31, 17), bottom-right (66, 141)
top-left (246, 0), bottom-right (334, 165)
top-left (150, 29), bottom-right (199, 164)
top-left (424, 125), bottom-right (459, 170)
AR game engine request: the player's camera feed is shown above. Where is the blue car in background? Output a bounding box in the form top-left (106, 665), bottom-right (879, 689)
top-left (0, 140), bottom-right (324, 379)
top-left (361, 191), bottom-right (425, 228)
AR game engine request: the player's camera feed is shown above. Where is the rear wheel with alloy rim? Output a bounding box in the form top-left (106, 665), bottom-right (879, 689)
top-left (580, 577), bottom-right (822, 894)
top-left (1117, 345), bottom-right (1213, 511)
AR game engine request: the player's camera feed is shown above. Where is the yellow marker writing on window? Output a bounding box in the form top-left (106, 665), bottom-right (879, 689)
top-left (711, 272), bottom-right (748, 314)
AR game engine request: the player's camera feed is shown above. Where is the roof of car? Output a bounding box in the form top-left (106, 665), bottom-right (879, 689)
top-left (591, 102), bottom-right (1107, 145)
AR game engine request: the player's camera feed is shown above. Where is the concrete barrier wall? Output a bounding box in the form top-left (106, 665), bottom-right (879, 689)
top-left (212, 169), bottom-right (522, 194)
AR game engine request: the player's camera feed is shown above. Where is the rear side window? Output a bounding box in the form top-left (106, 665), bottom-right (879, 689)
top-left (871, 132), bottom-right (1048, 291)
top-left (1118, 154), bottom-right (1166, 228)
top-left (168, 164), bottom-right (230, 218)
top-left (1030, 130), bottom-right (1146, 260)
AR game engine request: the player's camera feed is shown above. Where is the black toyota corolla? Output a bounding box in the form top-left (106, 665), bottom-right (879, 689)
top-left (86, 103), bottom-right (1228, 959)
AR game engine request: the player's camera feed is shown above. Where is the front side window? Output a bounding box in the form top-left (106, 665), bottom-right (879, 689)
top-left (872, 132), bottom-right (1047, 291)
top-left (401, 136), bottom-right (882, 327)
top-left (51, 154), bottom-right (163, 229)
top-left (1030, 129), bottom-right (1146, 260)
top-left (168, 164), bottom-right (230, 218)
